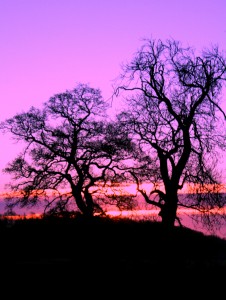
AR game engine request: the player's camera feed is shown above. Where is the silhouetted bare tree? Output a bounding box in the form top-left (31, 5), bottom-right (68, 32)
top-left (0, 83), bottom-right (135, 217)
top-left (115, 38), bottom-right (226, 229)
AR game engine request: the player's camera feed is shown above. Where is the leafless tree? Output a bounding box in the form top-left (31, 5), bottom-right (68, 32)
top-left (115, 38), bottom-right (226, 229)
top-left (0, 83), bottom-right (135, 217)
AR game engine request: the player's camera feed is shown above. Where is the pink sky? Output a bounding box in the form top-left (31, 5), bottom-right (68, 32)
top-left (0, 0), bottom-right (226, 191)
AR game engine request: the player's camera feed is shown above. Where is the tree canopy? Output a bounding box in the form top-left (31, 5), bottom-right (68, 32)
top-left (0, 83), bottom-right (135, 217)
top-left (114, 38), bottom-right (226, 229)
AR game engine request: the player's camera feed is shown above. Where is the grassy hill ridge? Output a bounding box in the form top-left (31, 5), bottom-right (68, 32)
top-left (1, 215), bottom-right (226, 296)
top-left (1, 215), bottom-right (226, 265)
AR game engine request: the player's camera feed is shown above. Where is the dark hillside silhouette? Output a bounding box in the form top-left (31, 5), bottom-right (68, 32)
top-left (0, 216), bottom-right (226, 297)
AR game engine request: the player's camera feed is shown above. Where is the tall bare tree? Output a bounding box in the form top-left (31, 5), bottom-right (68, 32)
top-left (0, 83), bottom-right (135, 217)
top-left (115, 38), bottom-right (226, 229)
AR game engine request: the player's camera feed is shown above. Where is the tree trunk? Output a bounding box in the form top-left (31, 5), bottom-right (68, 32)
top-left (159, 190), bottom-right (178, 229)
top-left (84, 189), bottom-right (95, 216)
top-left (72, 187), bottom-right (94, 217)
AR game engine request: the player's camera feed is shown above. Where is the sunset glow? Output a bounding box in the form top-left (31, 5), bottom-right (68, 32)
top-left (0, 0), bottom-right (226, 192)
top-left (0, 1), bottom-right (225, 244)
top-left (2, 206), bottom-right (226, 221)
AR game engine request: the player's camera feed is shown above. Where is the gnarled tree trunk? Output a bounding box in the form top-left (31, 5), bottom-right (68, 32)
top-left (72, 186), bottom-right (94, 217)
top-left (159, 189), bottom-right (178, 229)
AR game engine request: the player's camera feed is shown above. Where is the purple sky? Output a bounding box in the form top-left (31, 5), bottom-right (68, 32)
top-left (0, 0), bottom-right (226, 191)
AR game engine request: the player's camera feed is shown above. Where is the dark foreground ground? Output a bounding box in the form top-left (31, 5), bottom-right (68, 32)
top-left (0, 215), bottom-right (226, 297)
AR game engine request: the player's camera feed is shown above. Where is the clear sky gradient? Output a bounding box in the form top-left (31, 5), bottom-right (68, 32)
top-left (0, 0), bottom-right (226, 191)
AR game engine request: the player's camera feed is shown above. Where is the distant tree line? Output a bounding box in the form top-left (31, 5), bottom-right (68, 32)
top-left (1, 38), bottom-right (226, 230)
